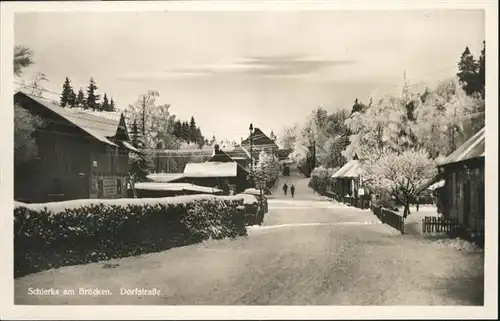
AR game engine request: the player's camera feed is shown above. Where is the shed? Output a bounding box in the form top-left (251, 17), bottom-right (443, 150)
top-left (174, 161), bottom-right (250, 195)
top-left (331, 159), bottom-right (366, 207)
top-left (436, 127), bottom-right (485, 243)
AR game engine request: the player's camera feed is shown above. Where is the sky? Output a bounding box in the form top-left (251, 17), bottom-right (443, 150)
top-left (14, 10), bottom-right (485, 142)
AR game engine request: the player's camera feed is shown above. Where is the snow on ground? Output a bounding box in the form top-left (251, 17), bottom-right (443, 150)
top-left (434, 237), bottom-right (484, 253)
top-left (248, 221), bottom-right (384, 232)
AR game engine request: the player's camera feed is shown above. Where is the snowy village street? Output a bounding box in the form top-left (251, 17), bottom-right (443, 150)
top-left (15, 175), bottom-right (484, 306)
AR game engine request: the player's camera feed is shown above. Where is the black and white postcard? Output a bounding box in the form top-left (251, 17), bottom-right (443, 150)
top-left (1, 1), bottom-right (498, 320)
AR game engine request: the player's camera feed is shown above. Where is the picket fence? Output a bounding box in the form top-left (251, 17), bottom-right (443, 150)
top-left (422, 216), bottom-right (461, 233)
top-left (371, 206), bottom-right (405, 234)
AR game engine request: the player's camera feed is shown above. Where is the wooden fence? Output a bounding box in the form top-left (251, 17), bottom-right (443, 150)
top-left (422, 216), bottom-right (461, 234)
top-left (371, 206), bottom-right (405, 234)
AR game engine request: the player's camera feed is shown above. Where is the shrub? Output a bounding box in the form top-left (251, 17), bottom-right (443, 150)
top-left (309, 166), bottom-right (336, 194)
top-left (14, 195), bottom-right (248, 278)
top-left (234, 193), bottom-right (264, 226)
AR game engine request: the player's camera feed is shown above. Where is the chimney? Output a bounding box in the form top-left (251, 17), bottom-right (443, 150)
top-left (214, 144), bottom-right (220, 154)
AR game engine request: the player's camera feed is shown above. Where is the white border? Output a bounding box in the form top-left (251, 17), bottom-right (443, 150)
top-left (1, 1), bottom-right (498, 320)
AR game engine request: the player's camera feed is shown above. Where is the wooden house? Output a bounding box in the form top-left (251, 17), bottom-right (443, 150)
top-left (170, 152), bottom-right (250, 195)
top-left (241, 127), bottom-right (279, 159)
top-left (224, 144), bottom-right (253, 170)
top-left (331, 159), bottom-right (368, 208)
top-left (14, 91), bottom-right (139, 203)
top-left (422, 128), bottom-right (485, 242)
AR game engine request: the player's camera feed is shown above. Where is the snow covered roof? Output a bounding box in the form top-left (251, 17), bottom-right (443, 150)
top-left (332, 160), bottom-right (362, 178)
top-left (147, 173), bottom-right (185, 183)
top-left (183, 161), bottom-right (238, 178)
top-left (134, 182), bottom-right (222, 194)
top-left (415, 175), bottom-right (442, 195)
top-left (120, 141), bottom-right (141, 154)
top-left (439, 127), bottom-right (485, 167)
top-left (16, 92), bottom-right (121, 147)
top-left (241, 127), bottom-right (279, 150)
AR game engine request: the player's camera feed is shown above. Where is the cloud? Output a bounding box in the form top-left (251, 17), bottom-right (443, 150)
top-left (173, 55), bottom-right (356, 77)
top-left (116, 55), bottom-right (356, 82)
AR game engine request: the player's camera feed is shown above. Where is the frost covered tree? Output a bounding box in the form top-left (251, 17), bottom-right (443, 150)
top-left (343, 94), bottom-right (419, 162)
top-left (21, 72), bottom-right (49, 97)
top-left (14, 105), bottom-right (44, 165)
top-left (14, 46), bottom-right (34, 77)
top-left (254, 150), bottom-right (280, 189)
top-left (13, 46), bottom-right (44, 166)
top-left (412, 78), bottom-right (477, 158)
top-left (363, 149), bottom-right (438, 218)
top-left (125, 91), bottom-right (178, 150)
top-left (280, 123), bottom-right (299, 150)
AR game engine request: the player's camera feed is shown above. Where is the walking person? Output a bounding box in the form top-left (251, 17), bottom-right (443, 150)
top-left (290, 184), bottom-right (295, 198)
top-left (283, 183), bottom-right (288, 195)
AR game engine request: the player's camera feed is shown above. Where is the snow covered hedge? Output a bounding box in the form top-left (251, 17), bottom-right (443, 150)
top-left (14, 195), bottom-right (248, 277)
top-left (308, 166), bottom-right (336, 194)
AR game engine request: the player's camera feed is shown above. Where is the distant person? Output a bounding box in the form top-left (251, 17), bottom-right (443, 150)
top-left (290, 185), bottom-right (295, 198)
top-left (283, 183), bottom-right (288, 195)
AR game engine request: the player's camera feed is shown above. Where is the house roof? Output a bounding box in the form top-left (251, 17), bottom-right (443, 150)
top-left (146, 173), bottom-right (185, 183)
top-left (15, 92), bottom-right (122, 147)
top-left (134, 182), bottom-right (222, 194)
top-left (226, 144), bottom-right (252, 160)
top-left (209, 149), bottom-right (234, 163)
top-left (416, 127), bottom-right (485, 194)
top-left (241, 127), bottom-right (279, 150)
top-left (332, 160), bottom-right (362, 178)
top-left (415, 175), bottom-right (442, 195)
top-left (183, 161), bottom-right (239, 178)
top-left (439, 127), bottom-right (485, 167)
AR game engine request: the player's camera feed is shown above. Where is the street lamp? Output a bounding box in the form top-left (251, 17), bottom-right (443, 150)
top-left (249, 123), bottom-right (254, 186)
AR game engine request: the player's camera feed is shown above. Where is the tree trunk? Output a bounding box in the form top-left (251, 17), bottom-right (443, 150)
top-left (403, 203), bottom-right (410, 218)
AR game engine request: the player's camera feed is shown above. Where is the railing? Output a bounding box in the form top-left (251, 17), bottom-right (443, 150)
top-left (371, 205), bottom-right (405, 234)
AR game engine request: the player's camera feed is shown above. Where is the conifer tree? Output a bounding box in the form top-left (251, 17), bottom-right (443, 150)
top-left (457, 47), bottom-right (479, 96)
top-left (130, 119), bottom-right (140, 148)
top-left (189, 116), bottom-right (197, 143)
top-left (76, 88), bottom-right (85, 108)
top-left (173, 120), bottom-right (182, 139)
top-left (86, 77), bottom-right (100, 110)
top-left (478, 41), bottom-right (485, 99)
top-left (109, 97), bottom-right (116, 112)
top-left (60, 77), bottom-right (76, 108)
top-left (181, 121), bottom-right (190, 142)
top-left (101, 93), bottom-right (110, 111)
